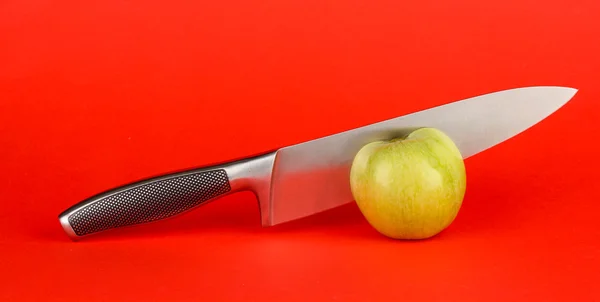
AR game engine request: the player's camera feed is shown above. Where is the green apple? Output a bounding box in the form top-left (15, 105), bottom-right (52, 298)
top-left (349, 127), bottom-right (466, 240)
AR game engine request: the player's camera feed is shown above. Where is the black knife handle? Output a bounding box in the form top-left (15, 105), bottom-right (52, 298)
top-left (59, 169), bottom-right (232, 238)
top-left (58, 151), bottom-right (277, 240)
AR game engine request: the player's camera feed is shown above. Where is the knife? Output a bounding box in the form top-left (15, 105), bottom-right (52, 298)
top-left (58, 86), bottom-right (577, 240)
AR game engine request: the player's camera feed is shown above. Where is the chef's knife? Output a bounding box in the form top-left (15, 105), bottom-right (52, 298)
top-left (58, 86), bottom-right (577, 240)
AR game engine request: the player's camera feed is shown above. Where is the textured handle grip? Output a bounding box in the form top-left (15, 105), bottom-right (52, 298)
top-left (61, 169), bottom-right (231, 237)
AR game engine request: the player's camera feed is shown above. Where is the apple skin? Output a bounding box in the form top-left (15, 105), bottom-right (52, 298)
top-left (349, 127), bottom-right (467, 240)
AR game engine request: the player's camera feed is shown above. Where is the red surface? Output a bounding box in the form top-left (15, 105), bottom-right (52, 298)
top-left (1, 0), bottom-right (599, 301)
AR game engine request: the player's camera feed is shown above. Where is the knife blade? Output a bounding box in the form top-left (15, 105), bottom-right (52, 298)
top-left (58, 86), bottom-right (577, 240)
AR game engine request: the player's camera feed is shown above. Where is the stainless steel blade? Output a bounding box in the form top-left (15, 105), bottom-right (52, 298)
top-left (266, 86), bottom-right (577, 226)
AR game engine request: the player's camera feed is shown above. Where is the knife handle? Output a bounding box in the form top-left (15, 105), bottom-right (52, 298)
top-left (59, 151), bottom-right (277, 240)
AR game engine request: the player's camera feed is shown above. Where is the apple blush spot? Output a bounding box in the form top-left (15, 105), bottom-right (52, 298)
top-left (349, 127), bottom-right (467, 240)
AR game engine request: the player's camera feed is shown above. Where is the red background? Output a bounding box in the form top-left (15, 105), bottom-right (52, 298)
top-left (1, 0), bottom-right (599, 301)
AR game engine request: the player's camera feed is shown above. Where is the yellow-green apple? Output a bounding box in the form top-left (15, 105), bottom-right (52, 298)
top-left (349, 127), bottom-right (467, 239)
